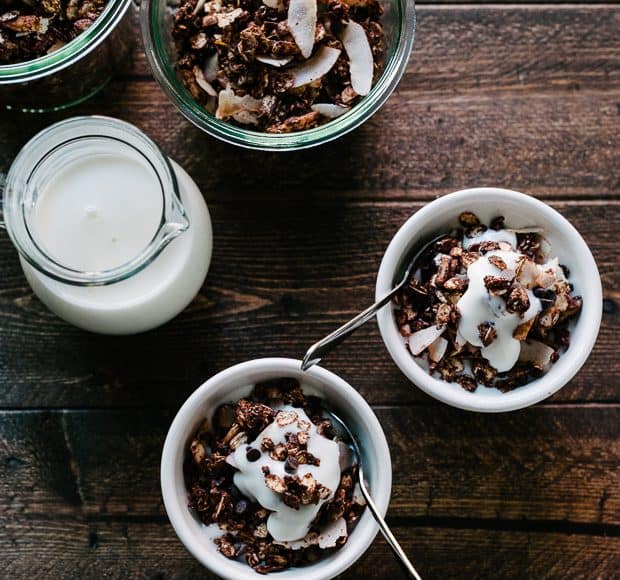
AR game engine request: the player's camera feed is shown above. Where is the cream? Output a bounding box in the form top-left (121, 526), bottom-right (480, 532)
top-left (228, 406), bottom-right (341, 542)
top-left (457, 248), bottom-right (542, 372)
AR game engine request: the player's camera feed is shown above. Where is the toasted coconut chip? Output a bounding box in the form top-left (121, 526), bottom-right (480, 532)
top-left (311, 103), bottom-right (350, 118)
top-left (192, 0), bottom-right (207, 15)
top-left (339, 20), bottom-right (373, 96)
top-left (216, 87), bottom-right (262, 120)
top-left (263, 0), bottom-right (285, 9)
top-left (204, 52), bottom-right (219, 82)
top-left (519, 340), bottom-right (555, 368)
top-left (290, 45), bottom-right (340, 88)
top-left (515, 257), bottom-right (538, 288)
top-left (408, 325), bottom-right (446, 356)
top-left (352, 482), bottom-right (366, 505)
top-left (216, 7), bottom-right (244, 28)
top-left (233, 110), bottom-right (259, 125)
top-left (428, 336), bottom-right (449, 363)
top-left (193, 66), bottom-right (218, 96)
top-left (274, 518), bottom-right (347, 550)
top-left (536, 268), bottom-right (558, 289)
top-left (318, 517), bottom-right (348, 549)
top-left (256, 54), bottom-right (293, 67)
top-left (288, 0), bottom-right (317, 59)
top-left (513, 317), bottom-right (536, 341)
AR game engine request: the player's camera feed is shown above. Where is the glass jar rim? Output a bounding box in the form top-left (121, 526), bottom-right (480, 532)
top-left (140, 0), bottom-right (416, 151)
top-left (3, 116), bottom-right (189, 286)
top-left (0, 0), bottom-right (133, 83)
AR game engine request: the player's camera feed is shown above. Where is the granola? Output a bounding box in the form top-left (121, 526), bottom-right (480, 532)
top-left (172, 0), bottom-right (384, 132)
top-left (394, 212), bottom-right (583, 392)
top-left (185, 378), bottom-right (366, 573)
top-left (0, 0), bottom-right (108, 64)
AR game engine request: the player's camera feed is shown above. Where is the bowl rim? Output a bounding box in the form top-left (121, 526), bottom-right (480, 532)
top-left (139, 0), bottom-right (416, 151)
top-left (160, 357), bottom-right (392, 579)
top-left (375, 187), bottom-right (603, 412)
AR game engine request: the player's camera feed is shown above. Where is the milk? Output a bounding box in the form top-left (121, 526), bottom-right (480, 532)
top-left (21, 160), bottom-right (212, 335)
top-left (32, 155), bottom-right (164, 272)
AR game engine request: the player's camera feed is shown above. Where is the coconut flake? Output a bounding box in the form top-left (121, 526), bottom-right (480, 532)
top-left (216, 7), bottom-right (244, 28)
top-left (311, 103), bottom-right (350, 118)
top-left (408, 325), bottom-right (446, 356)
top-left (339, 20), bottom-right (373, 96)
top-left (192, 0), bottom-right (207, 15)
top-left (216, 87), bottom-right (262, 120)
top-left (519, 340), bottom-right (555, 368)
top-left (428, 336), bottom-right (449, 363)
top-left (290, 45), bottom-right (340, 88)
top-left (288, 0), bottom-right (317, 59)
top-left (256, 55), bottom-right (293, 67)
top-left (263, 0), bottom-right (285, 9)
top-left (233, 110), bottom-right (259, 125)
top-left (193, 66), bottom-right (218, 96)
top-left (318, 517), bottom-right (348, 549)
top-left (204, 53), bottom-right (219, 82)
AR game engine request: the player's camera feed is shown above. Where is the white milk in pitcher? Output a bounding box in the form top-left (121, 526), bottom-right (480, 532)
top-left (21, 159), bottom-right (212, 334)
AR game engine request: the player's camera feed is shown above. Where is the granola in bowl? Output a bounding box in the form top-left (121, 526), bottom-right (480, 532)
top-left (394, 211), bottom-right (583, 393)
top-left (171, 0), bottom-right (384, 133)
top-left (184, 377), bottom-right (366, 574)
top-left (0, 0), bottom-right (108, 64)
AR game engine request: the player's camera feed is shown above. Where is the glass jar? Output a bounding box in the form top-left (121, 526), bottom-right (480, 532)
top-left (0, 0), bottom-right (135, 112)
top-left (140, 0), bottom-right (416, 151)
top-left (0, 116), bottom-right (213, 334)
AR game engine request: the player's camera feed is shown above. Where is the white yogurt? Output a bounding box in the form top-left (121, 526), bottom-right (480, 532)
top-left (21, 161), bottom-right (212, 335)
top-left (457, 248), bottom-right (542, 372)
top-left (32, 155), bottom-right (164, 272)
top-left (228, 406), bottom-right (341, 542)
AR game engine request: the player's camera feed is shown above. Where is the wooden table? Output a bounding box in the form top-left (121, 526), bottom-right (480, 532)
top-left (0, 1), bottom-right (618, 578)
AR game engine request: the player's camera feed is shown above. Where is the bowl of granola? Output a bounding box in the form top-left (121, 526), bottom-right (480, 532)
top-left (161, 358), bottom-right (391, 578)
top-left (376, 188), bottom-right (602, 412)
top-left (140, 0), bottom-right (415, 150)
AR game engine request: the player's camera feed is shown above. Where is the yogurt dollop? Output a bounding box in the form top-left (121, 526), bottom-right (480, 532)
top-left (457, 248), bottom-right (541, 372)
top-left (228, 406), bottom-right (341, 542)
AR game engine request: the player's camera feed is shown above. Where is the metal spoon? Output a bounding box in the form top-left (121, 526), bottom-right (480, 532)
top-left (327, 409), bottom-right (422, 580)
top-left (301, 234), bottom-right (447, 371)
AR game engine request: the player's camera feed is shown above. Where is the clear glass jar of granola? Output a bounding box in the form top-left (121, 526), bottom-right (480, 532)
top-left (0, 0), bottom-right (134, 112)
top-left (140, 0), bottom-right (415, 151)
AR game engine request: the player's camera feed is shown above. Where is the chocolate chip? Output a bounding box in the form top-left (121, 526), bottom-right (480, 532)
top-left (284, 455), bottom-right (298, 474)
top-left (246, 447), bottom-right (261, 462)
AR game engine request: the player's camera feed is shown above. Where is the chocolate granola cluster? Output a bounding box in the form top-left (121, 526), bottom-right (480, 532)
top-left (172, 0), bottom-right (384, 133)
top-left (185, 378), bottom-right (365, 574)
top-left (394, 212), bottom-right (583, 392)
top-left (0, 0), bottom-right (107, 64)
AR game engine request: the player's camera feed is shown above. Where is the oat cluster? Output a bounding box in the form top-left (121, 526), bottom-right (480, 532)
top-left (394, 212), bottom-right (583, 392)
top-left (185, 378), bottom-right (365, 574)
top-left (0, 0), bottom-right (107, 64)
top-left (172, 0), bottom-right (384, 132)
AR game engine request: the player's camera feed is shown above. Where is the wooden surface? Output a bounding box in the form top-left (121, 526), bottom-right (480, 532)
top-left (0, 1), bottom-right (619, 578)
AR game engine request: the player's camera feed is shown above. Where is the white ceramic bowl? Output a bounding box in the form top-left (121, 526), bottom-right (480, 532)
top-left (376, 187), bottom-right (603, 412)
top-left (161, 358), bottom-right (391, 579)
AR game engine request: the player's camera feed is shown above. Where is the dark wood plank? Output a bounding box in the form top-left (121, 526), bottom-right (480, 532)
top-left (0, 202), bottom-right (616, 407)
top-left (0, 8), bottom-right (618, 201)
top-left (1, 407), bottom-right (618, 523)
top-left (1, 517), bottom-right (618, 579)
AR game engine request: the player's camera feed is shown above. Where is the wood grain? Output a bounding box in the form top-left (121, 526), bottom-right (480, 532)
top-left (0, 8), bottom-right (618, 201)
top-left (0, 202), bottom-right (616, 408)
top-left (1, 408), bottom-right (618, 524)
top-left (1, 517), bottom-right (618, 579)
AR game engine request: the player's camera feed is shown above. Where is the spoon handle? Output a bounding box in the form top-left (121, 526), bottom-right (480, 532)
top-left (358, 468), bottom-right (422, 580)
top-left (301, 288), bottom-right (397, 371)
